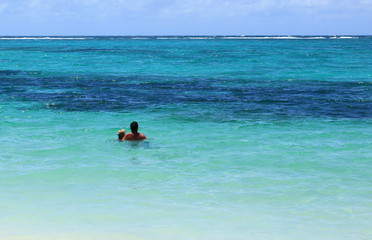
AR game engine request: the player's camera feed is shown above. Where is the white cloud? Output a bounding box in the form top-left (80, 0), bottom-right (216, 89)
top-left (154, 0), bottom-right (372, 18)
top-left (1, 0), bottom-right (372, 19)
top-left (0, 3), bottom-right (9, 13)
top-left (285, 0), bottom-right (331, 7)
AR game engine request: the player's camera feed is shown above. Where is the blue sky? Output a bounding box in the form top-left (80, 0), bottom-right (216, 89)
top-left (0, 0), bottom-right (371, 35)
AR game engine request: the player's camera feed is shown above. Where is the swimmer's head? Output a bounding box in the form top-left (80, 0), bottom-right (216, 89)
top-left (130, 121), bottom-right (139, 134)
top-left (117, 129), bottom-right (126, 140)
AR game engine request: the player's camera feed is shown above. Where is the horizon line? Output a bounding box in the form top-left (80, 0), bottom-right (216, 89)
top-left (1, 34), bottom-right (372, 37)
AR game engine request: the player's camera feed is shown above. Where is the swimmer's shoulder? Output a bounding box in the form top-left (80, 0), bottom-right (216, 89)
top-left (138, 133), bottom-right (147, 140)
top-left (123, 133), bottom-right (146, 141)
top-left (123, 133), bottom-right (134, 140)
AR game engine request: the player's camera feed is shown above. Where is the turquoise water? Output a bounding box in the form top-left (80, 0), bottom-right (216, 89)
top-left (0, 37), bottom-right (371, 240)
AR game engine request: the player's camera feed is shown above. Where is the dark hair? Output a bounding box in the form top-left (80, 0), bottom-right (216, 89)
top-left (130, 121), bottom-right (139, 133)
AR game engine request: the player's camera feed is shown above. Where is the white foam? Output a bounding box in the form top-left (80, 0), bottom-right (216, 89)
top-left (0, 37), bottom-right (88, 40)
top-left (220, 36), bottom-right (251, 39)
top-left (339, 36), bottom-right (357, 39)
top-left (187, 37), bottom-right (214, 39)
top-left (0, 36), bottom-right (360, 40)
top-left (156, 37), bottom-right (181, 39)
top-left (307, 37), bottom-right (327, 39)
top-left (329, 36), bottom-right (359, 39)
top-left (219, 36), bottom-right (327, 40)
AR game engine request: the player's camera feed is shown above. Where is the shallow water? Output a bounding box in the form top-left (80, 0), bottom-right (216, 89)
top-left (0, 37), bottom-right (371, 240)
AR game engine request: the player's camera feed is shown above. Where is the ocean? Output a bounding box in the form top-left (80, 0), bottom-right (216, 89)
top-left (0, 36), bottom-right (371, 240)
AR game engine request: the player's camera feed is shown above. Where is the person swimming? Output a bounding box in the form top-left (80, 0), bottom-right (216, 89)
top-left (117, 129), bottom-right (126, 141)
top-left (123, 121), bottom-right (147, 141)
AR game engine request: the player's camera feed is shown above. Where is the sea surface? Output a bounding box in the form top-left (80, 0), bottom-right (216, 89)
top-left (0, 36), bottom-right (371, 240)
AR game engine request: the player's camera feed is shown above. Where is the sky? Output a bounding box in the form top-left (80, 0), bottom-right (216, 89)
top-left (0, 0), bottom-right (371, 35)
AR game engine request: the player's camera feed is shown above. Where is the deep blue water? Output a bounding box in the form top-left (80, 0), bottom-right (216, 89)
top-left (0, 37), bottom-right (371, 240)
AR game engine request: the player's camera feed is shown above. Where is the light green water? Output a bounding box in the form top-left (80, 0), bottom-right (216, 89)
top-left (0, 37), bottom-right (371, 239)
